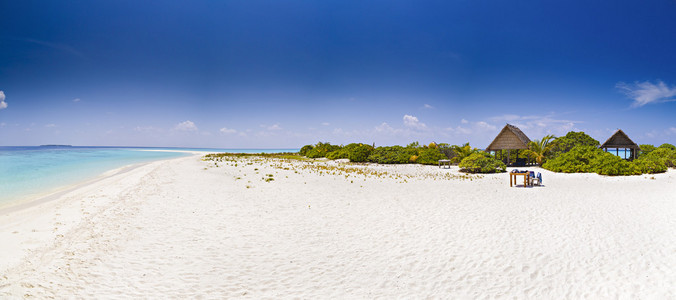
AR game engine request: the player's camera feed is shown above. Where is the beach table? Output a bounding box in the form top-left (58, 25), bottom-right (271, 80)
top-left (510, 172), bottom-right (530, 187)
top-left (438, 159), bottom-right (451, 169)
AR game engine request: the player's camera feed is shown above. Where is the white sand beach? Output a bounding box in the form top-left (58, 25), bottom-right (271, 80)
top-left (1, 154), bottom-right (674, 298)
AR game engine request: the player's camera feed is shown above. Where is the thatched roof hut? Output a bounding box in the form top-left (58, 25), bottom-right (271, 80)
top-left (600, 129), bottom-right (641, 160)
top-left (485, 124), bottom-right (531, 151)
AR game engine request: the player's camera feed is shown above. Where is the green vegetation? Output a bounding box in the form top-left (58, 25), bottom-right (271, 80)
top-left (524, 134), bottom-right (556, 165)
top-left (416, 147), bottom-right (448, 165)
top-left (459, 153), bottom-right (506, 173)
top-left (305, 142), bottom-right (341, 158)
top-left (449, 143), bottom-right (480, 163)
top-left (590, 152), bottom-right (641, 176)
top-left (542, 145), bottom-right (601, 173)
top-left (325, 143), bottom-right (374, 162)
top-left (299, 145), bottom-right (314, 156)
top-left (658, 143), bottom-right (676, 151)
top-left (639, 144), bottom-right (657, 156)
top-left (293, 132), bottom-right (675, 176)
top-left (367, 146), bottom-right (417, 164)
top-left (549, 131), bottom-right (599, 157)
top-left (542, 143), bottom-right (675, 176)
top-left (297, 141), bottom-right (465, 165)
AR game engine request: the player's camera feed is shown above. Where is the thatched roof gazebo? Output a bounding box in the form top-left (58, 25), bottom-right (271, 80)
top-left (485, 124), bottom-right (532, 165)
top-left (600, 129), bottom-right (641, 160)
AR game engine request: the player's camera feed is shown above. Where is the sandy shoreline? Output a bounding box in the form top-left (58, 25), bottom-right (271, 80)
top-left (1, 154), bottom-right (674, 298)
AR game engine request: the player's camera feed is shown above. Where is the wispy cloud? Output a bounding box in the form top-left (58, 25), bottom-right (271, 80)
top-left (0, 91), bottom-right (7, 110)
top-left (422, 104), bottom-right (434, 109)
top-left (403, 115), bottom-right (427, 130)
top-left (175, 120), bottom-right (198, 131)
top-left (72, 98), bottom-right (81, 103)
top-left (321, 122), bottom-right (330, 126)
top-left (267, 124), bottom-right (282, 130)
top-left (20, 38), bottom-right (85, 58)
top-left (489, 114), bottom-right (579, 137)
top-left (45, 123), bottom-right (56, 128)
top-left (219, 127), bottom-right (237, 134)
top-left (616, 80), bottom-right (676, 107)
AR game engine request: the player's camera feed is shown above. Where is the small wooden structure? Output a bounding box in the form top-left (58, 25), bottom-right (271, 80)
top-left (438, 159), bottom-right (451, 169)
top-left (485, 124), bottom-right (532, 165)
top-left (599, 129), bottom-right (641, 160)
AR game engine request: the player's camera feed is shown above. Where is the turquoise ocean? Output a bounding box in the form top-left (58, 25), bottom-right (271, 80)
top-left (0, 146), bottom-right (296, 207)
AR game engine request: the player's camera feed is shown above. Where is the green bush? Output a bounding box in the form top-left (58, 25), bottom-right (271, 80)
top-left (549, 132), bottom-right (599, 157)
top-left (658, 143), bottom-right (676, 151)
top-left (633, 155), bottom-right (668, 174)
top-left (416, 147), bottom-right (448, 165)
top-left (590, 152), bottom-right (641, 176)
top-left (459, 153), bottom-right (506, 173)
top-left (642, 148), bottom-right (676, 168)
top-left (299, 145), bottom-right (314, 156)
top-left (347, 143), bottom-right (374, 162)
top-left (543, 144), bottom-right (670, 175)
top-left (639, 144), bottom-right (656, 157)
top-left (542, 145), bottom-right (602, 173)
top-left (306, 142), bottom-right (341, 158)
top-left (367, 146), bottom-right (417, 164)
top-left (325, 143), bottom-right (374, 162)
top-left (326, 149), bottom-right (348, 160)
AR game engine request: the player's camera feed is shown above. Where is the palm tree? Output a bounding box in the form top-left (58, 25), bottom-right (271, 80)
top-left (450, 142), bottom-right (480, 163)
top-left (526, 135), bottom-right (556, 165)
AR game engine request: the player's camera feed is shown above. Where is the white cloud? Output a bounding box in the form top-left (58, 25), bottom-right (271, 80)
top-left (175, 120), bottom-right (197, 131)
top-left (616, 80), bottom-right (676, 107)
top-left (45, 124), bottom-right (56, 128)
top-left (375, 122), bottom-right (396, 133)
top-left (422, 104), bottom-right (434, 109)
top-left (0, 91), bottom-right (7, 110)
top-left (321, 122), bottom-right (330, 126)
top-left (460, 119), bottom-right (469, 124)
top-left (668, 127), bottom-right (676, 135)
top-left (403, 115), bottom-right (426, 129)
top-left (475, 121), bottom-right (496, 131)
top-left (489, 114), bottom-right (580, 137)
top-left (219, 127), bottom-right (237, 134)
top-left (267, 124), bottom-right (282, 130)
top-left (72, 98), bottom-right (81, 103)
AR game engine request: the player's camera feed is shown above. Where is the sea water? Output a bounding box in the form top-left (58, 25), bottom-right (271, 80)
top-left (0, 146), bottom-right (297, 207)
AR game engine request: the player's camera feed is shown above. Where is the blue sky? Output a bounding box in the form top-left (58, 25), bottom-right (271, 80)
top-left (1, 0), bottom-right (675, 148)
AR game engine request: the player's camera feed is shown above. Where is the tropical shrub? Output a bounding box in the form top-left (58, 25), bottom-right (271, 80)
top-left (450, 143), bottom-right (480, 163)
top-left (590, 152), bottom-right (641, 176)
top-left (416, 147), bottom-right (447, 165)
top-left (299, 145), bottom-right (314, 156)
top-left (549, 132), bottom-right (599, 157)
top-left (306, 142), bottom-right (341, 158)
top-left (542, 145), bottom-right (603, 173)
top-left (642, 148), bottom-right (676, 168)
top-left (345, 143), bottom-right (374, 162)
top-left (459, 153), bottom-right (506, 173)
top-left (658, 143), bottom-right (676, 151)
top-left (367, 146), bottom-right (417, 164)
top-left (633, 155), bottom-right (668, 174)
top-left (326, 149), bottom-right (348, 160)
top-left (524, 134), bottom-right (556, 165)
top-left (639, 144), bottom-right (656, 157)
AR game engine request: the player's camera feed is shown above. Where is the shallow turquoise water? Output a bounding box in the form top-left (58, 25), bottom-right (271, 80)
top-left (0, 146), bottom-right (297, 206)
